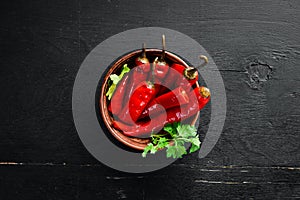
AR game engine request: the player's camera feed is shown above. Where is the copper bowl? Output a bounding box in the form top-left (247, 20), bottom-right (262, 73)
top-left (99, 49), bottom-right (199, 151)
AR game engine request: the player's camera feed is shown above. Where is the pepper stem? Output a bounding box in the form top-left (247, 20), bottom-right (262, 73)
top-left (160, 34), bottom-right (166, 61)
top-left (152, 57), bottom-right (158, 83)
top-left (199, 86), bottom-right (210, 98)
top-left (184, 67), bottom-right (198, 80)
top-left (183, 55), bottom-right (209, 80)
top-left (198, 55), bottom-right (208, 68)
top-left (142, 43), bottom-right (146, 58)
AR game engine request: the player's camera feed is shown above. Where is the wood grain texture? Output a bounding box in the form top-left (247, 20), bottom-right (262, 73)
top-left (0, 0), bottom-right (299, 199)
top-left (0, 164), bottom-right (299, 199)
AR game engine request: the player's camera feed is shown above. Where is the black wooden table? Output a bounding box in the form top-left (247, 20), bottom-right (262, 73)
top-left (1, 0), bottom-right (300, 199)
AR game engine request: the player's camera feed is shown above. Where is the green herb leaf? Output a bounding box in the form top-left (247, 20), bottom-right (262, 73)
top-left (189, 143), bottom-right (200, 153)
top-left (177, 124), bottom-right (197, 138)
top-left (156, 137), bottom-right (169, 149)
top-left (105, 64), bottom-right (130, 100)
top-left (166, 144), bottom-right (187, 159)
top-left (142, 143), bottom-right (154, 158)
top-left (163, 125), bottom-right (174, 136)
top-left (109, 74), bottom-right (120, 85)
top-left (164, 122), bottom-right (180, 137)
top-left (190, 137), bottom-right (201, 147)
top-left (152, 137), bottom-right (158, 145)
top-left (150, 146), bottom-right (158, 154)
top-left (142, 123), bottom-right (201, 158)
top-left (105, 84), bottom-right (116, 100)
top-left (119, 64), bottom-right (130, 77)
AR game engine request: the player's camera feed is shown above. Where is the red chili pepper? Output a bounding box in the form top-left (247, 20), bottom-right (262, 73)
top-left (125, 45), bottom-right (151, 102)
top-left (139, 86), bottom-right (189, 119)
top-left (150, 35), bottom-right (169, 92)
top-left (125, 60), bottom-right (150, 101)
top-left (116, 48), bottom-right (151, 122)
top-left (118, 68), bottom-right (150, 123)
top-left (148, 58), bottom-right (169, 98)
top-left (135, 44), bottom-right (150, 73)
top-left (153, 57), bottom-right (169, 80)
top-left (113, 86), bottom-right (210, 137)
top-left (119, 81), bottom-right (156, 124)
top-left (108, 74), bottom-right (130, 115)
top-left (113, 112), bottom-right (166, 137)
top-left (164, 85), bottom-right (211, 128)
top-left (158, 55), bottom-right (208, 96)
top-left (113, 104), bottom-right (194, 137)
top-left (135, 53), bottom-right (148, 66)
top-left (157, 64), bottom-right (198, 96)
top-left (192, 86), bottom-right (211, 110)
top-left (159, 66), bottom-right (178, 90)
top-left (172, 63), bottom-right (198, 91)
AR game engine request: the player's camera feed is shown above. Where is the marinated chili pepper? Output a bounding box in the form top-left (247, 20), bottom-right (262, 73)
top-left (153, 35), bottom-right (169, 80)
top-left (128, 81), bottom-right (156, 122)
top-left (125, 65), bottom-right (150, 100)
top-left (153, 56), bottom-right (169, 80)
top-left (113, 86), bottom-right (210, 137)
top-left (159, 55), bottom-right (209, 95)
top-left (108, 74), bottom-right (130, 115)
top-left (180, 55), bottom-right (208, 89)
top-left (193, 86), bottom-right (211, 110)
top-left (117, 44), bottom-right (151, 121)
top-left (157, 64), bottom-right (198, 96)
top-left (113, 102), bottom-right (197, 137)
top-left (127, 43), bottom-right (151, 101)
top-left (172, 63), bottom-right (198, 91)
top-left (118, 80), bottom-right (157, 124)
top-left (139, 86), bottom-right (189, 119)
top-left (118, 76), bottom-right (151, 124)
top-left (135, 43), bottom-right (150, 69)
top-left (113, 113), bottom-right (166, 138)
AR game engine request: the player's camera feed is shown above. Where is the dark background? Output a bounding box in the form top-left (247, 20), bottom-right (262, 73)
top-left (1, 0), bottom-right (300, 199)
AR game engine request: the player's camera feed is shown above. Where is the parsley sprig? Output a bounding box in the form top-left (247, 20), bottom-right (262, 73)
top-left (106, 64), bottom-right (130, 100)
top-left (142, 122), bottom-right (201, 158)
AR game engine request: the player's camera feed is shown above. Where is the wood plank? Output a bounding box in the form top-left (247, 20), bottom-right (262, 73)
top-left (0, 165), bottom-right (299, 199)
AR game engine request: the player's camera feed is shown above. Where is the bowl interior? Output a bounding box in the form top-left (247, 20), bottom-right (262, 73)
top-left (98, 49), bottom-right (200, 151)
